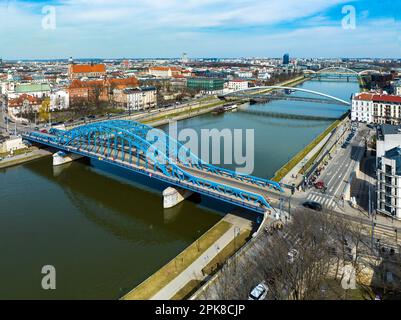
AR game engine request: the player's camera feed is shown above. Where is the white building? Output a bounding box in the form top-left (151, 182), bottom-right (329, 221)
top-left (124, 86), bottom-right (157, 111)
top-left (377, 125), bottom-right (401, 159)
top-left (148, 66), bottom-right (181, 78)
top-left (0, 81), bottom-right (16, 96)
top-left (351, 92), bottom-right (374, 123)
top-left (0, 136), bottom-right (27, 154)
top-left (7, 83), bottom-right (51, 99)
top-left (236, 71), bottom-right (253, 79)
top-left (393, 81), bottom-right (401, 96)
top-left (376, 125), bottom-right (401, 220)
top-left (352, 92), bottom-right (401, 125)
top-left (258, 72), bottom-right (271, 80)
top-left (50, 90), bottom-right (69, 111)
top-left (226, 80), bottom-right (249, 92)
top-left (377, 147), bottom-right (401, 220)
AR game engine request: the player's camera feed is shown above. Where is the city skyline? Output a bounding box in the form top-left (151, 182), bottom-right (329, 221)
top-left (0, 0), bottom-right (399, 59)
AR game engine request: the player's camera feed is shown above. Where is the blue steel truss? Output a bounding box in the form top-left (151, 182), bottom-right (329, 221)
top-left (24, 120), bottom-right (284, 212)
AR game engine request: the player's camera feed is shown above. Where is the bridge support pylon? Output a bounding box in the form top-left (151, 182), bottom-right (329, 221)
top-left (53, 151), bottom-right (83, 166)
top-left (163, 187), bottom-right (194, 209)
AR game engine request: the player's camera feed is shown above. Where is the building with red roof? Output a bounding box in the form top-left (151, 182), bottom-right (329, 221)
top-left (67, 76), bottom-right (139, 105)
top-left (148, 66), bottom-right (182, 78)
top-left (352, 92), bottom-right (401, 125)
top-left (68, 63), bottom-right (106, 80)
top-left (8, 94), bottom-right (43, 115)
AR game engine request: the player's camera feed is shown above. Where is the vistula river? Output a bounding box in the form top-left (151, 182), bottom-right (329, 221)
top-left (0, 80), bottom-right (359, 299)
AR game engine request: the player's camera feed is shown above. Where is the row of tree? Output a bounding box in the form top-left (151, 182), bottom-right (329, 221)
top-left (198, 209), bottom-right (401, 300)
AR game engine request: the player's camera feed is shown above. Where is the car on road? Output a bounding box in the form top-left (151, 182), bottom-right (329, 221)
top-left (303, 201), bottom-right (323, 212)
top-left (248, 282), bottom-right (269, 300)
top-left (40, 129), bottom-right (48, 134)
top-left (314, 181), bottom-right (325, 190)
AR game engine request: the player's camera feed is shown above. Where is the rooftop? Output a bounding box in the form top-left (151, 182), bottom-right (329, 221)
top-left (70, 64), bottom-right (106, 74)
top-left (384, 147), bottom-right (401, 175)
top-left (354, 92), bottom-right (401, 104)
top-left (377, 124), bottom-right (401, 141)
top-left (15, 83), bottom-right (51, 93)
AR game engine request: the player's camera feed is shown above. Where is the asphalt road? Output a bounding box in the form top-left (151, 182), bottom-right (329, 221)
top-left (304, 123), bottom-right (370, 210)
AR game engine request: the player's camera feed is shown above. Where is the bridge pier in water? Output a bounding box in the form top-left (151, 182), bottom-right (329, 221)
top-left (163, 187), bottom-right (194, 209)
top-left (53, 151), bottom-right (83, 166)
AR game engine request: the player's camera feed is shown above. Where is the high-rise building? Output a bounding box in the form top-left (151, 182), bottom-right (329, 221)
top-left (283, 53), bottom-right (290, 65)
top-left (182, 53), bottom-right (189, 64)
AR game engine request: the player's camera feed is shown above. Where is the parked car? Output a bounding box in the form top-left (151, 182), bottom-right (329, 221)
top-left (40, 129), bottom-right (48, 134)
top-left (248, 282), bottom-right (269, 300)
top-left (287, 249), bottom-right (299, 264)
top-left (303, 201), bottom-right (323, 212)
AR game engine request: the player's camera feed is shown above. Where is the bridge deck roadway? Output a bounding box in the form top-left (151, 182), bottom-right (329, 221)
top-left (62, 140), bottom-right (282, 213)
top-left (180, 165), bottom-right (283, 205)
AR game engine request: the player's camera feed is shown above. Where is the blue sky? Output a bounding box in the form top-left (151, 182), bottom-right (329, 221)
top-left (0, 0), bottom-right (399, 59)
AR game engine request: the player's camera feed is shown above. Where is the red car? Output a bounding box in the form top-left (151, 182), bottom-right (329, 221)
top-left (314, 181), bottom-right (325, 190)
top-left (40, 129), bottom-right (48, 134)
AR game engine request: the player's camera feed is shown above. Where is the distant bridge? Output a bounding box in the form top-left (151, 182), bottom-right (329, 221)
top-left (304, 67), bottom-right (383, 79)
top-left (242, 93), bottom-right (348, 105)
top-left (221, 86), bottom-right (351, 106)
top-left (22, 120), bottom-right (284, 215)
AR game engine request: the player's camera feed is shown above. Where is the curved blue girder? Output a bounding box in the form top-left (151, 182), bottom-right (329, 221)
top-left (41, 120), bottom-right (282, 210)
top-left (51, 120), bottom-right (283, 192)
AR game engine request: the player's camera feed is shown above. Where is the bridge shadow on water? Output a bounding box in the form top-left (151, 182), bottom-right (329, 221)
top-left (25, 156), bottom-right (259, 244)
top-left (237, 108), bottom-right (339, 122)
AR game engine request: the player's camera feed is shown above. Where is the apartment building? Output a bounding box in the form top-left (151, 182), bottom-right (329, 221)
top-left (351, 92), bottom-right (401, 125)
top-left (376, 125), bottom-right (401, 220)
top-left (393, 80), bottom-right (401, 96)
top-left (121, 86), bottom-right (157, 111)
top-left (226, 80), bottom-right (249, 92)
top-left (148, 66), bottom-right (182, 78)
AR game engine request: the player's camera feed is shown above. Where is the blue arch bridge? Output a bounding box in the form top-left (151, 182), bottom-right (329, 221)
top-left (22, 120), bottom-right (284, 216)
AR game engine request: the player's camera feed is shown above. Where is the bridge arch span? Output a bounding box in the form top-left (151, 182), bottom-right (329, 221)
top-left (225, 86), bottom-right (351, 106)
top-left (317, 67), bottom-right (359, 75)
top-left (30, 120), bottom-right (286, 212)
top-left (52, 122), bottom-right (274, 208)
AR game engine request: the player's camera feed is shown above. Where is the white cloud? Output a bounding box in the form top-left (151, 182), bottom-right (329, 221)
top-left (42, 0), bottom-right (353, 28)
top-left (0, 0), bottom-right (399, 59)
